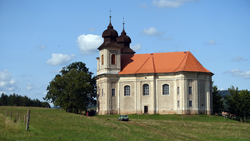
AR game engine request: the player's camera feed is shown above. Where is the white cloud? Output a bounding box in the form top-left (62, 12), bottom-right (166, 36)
top-left (46, 53), bottom-right (75, 66)
top-left (0, 70), bottom-right (18, 93)
top-left (77, 34), bottom-right (103, 54)
top-left (27, 83), bottom-right (33, 91)
top-left (209, 39), bottom-right (216, 44)
top-left (224, 68), bottom-right (250, 79)
top-left (8, 87), bottom-right (15, 91)
top-left (141, 27), bottom-right (164, 37)
top-left (153, 0), bottom-right (196, 8)
top-left (131, 44), bottom-right (142, 51)
top-left (204, 39), bottom-right (216, 45)
top-left (43, 92), bottom-right (47, 95)
top-left (39, 45), bottom-right (46, 50)
top-left (231, 56), bottom-right (248, 62)
top-left (89, 28), bottom-right (95, 32)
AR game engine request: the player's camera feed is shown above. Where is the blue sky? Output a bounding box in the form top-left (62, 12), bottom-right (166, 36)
top-left (1, 0), bottom-right (250, 104)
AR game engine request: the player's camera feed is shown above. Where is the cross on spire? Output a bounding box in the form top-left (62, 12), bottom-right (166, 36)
top-left (123, 17), bottom-right (125, 30)
top-left (109, 10), bottom-right (112, 23)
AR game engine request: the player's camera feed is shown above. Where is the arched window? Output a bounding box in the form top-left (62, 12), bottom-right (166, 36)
top-left (143, 84), bottom-right (149, 95)
top-left (124, 85), bottom-right (130, 96)
top-left (163, 84), bottom-right (169, 95)
top-left (111, 54), bottom-right (115, 64)
top-left (101, 55), bottom-right (104, 65)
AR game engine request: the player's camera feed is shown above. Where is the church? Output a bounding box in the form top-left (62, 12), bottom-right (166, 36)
top-left (96, 17), bottom-right (213, 115)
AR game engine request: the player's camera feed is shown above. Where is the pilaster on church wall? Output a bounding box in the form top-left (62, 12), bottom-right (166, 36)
top-left (104, 49), bottom-right (109, 69)
top-left (105, 77), bottom-right (109, 113)
top-left (183, 75), bottom-right (188, 114)
top-left (205, 75), bottom-right (212, 115)
top-left (134, 79), bottom-right (138, 114)
top-left (193, 74), bottom-right (199, 112)
top-left (96, 57), bottom-right (100, 75)
top-left (117, 50), bottom-right (121, 70)
top-left (152, 76), bottom-right (156, 114)
top-left (96, 79), bottom-right (99, 113)
top-left (173, 76), bottom-right (177, 112)
top-left (177, 74), bottom-right (183, 114)
top-left (155, 75), bottom-right (159, 114)
top-left (97, 77), bottom-right (103, 114)
top-left (136, 77), bottom-right (142, 114)
top-left (210, 76), bottom-right (213, 114)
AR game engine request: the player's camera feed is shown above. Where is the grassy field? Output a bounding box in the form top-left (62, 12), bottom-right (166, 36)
top-left (0, 106), bottom-right (250, 141)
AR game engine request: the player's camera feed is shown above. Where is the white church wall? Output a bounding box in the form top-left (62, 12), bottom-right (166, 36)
top-left (96, 72), bottom-right (212, 115)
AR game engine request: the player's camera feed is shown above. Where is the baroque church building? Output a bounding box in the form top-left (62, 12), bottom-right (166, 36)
top-left (96, 18), bottom-right (213, 115)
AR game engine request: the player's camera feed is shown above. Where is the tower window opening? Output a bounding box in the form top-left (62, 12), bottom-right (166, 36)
top-left (111, 54), bottom-right (115, 64)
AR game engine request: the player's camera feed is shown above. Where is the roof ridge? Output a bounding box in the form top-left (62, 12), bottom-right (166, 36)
top-left (174, 52), bottom-right (188, 72)
top-left (135, 55), bottom-right (151, 74)
top-left (189, 53), bottom-right (200, 72)
top-left (152, 56), bottom-right (156, 73)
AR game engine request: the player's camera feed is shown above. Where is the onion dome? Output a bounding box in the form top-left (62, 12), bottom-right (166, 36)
top-left (102, 23), bottom-right (118, 42)
top-left (98, 15), bottom-right (121, 50)
top-left (117, 29), bottom-right (131, 47)
top-left (117, 21), bottom-right (135, 54)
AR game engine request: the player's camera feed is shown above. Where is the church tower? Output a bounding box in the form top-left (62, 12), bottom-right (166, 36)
top-left (97, 15), bottom-right (122, 75)
top-left (96, 15), bottom-right (136, 115)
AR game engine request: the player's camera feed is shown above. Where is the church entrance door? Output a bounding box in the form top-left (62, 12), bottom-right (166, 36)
top-left (144, 106), bottom-right (148, 114)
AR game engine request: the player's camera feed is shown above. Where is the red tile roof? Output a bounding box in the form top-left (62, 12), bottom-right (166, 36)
top-left (119, 51), bottom-right (211, 74)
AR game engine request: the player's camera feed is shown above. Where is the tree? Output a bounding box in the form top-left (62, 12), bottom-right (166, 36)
top-left (0, 93), bottom-right (8, 106)
top-left (44, 62), bottom-right (96, 113)
top-left (212, 84), bottom-right (224, 115)
top-left (227, 86), bottom-right (250, 122)
top-left (239, 90), bottom-right (250, 120)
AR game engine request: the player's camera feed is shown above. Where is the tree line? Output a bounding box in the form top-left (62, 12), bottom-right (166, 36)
top-left (213, 84), bottom-right (250, 122)
top-left (0, 93), bottom-right (50, 108)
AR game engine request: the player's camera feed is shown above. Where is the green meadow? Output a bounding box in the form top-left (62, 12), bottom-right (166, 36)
top-left (0, 106), bottom-right (250, 141)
